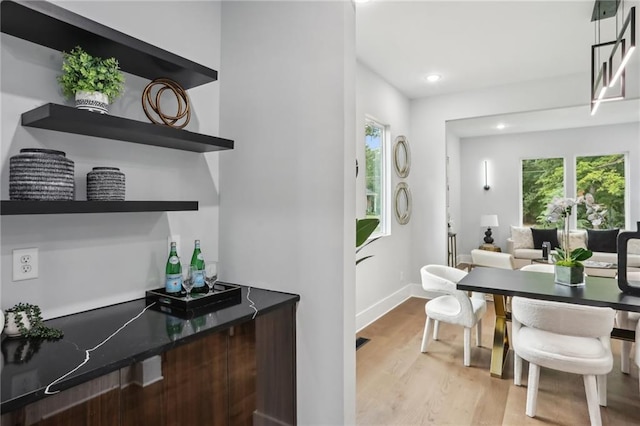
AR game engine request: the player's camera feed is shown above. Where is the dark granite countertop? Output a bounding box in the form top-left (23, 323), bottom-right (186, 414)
top-left (1, 284), bottom-right (299, 413)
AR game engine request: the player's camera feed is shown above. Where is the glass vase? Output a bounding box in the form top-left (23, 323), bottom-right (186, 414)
top-left (554, 264), bottom-right (585, 286)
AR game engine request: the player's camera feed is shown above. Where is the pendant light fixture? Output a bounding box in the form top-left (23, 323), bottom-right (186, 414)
top-left (609, 3), bottom-right (635, 87)
top-left (590, 0), bottom-right (636, 115)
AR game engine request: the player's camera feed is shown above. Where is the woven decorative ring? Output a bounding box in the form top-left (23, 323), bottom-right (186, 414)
top-left (394, 182), bottom-right (412, 225)
top-left (142, 78), bottom-right (191, 129)
top-left (393, 135), bottom-right (411, 178)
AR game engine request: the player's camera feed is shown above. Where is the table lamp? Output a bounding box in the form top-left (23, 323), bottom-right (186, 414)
top-left (480, 214), bottom-right (499, 244)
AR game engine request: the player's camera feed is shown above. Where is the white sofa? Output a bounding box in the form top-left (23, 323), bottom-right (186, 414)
top-left (507, 226), bottom-right (640, 278)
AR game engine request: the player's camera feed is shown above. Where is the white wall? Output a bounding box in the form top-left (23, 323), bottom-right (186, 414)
top-left (409, 66), bottom-right (640, 283)
top-left (456, 123), bottom-right (640, 255)
top-left (355, 62), bottom-right (412, 328)
top-left (1, 1), bottom-right (222, 318)
top-left (446, 130), bottom-right (461, 241)
top-left (219, 2), bottom-right (355, 424)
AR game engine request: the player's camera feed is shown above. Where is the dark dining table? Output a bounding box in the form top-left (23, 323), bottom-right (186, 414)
top-left (457, 267), bottom-right (640, 378)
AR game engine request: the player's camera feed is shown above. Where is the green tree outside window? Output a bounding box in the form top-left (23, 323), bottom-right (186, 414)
top-left (576, 154), bottom-right (625, 229)
top-left (521, 158), bottom-right (564, 227)
top-left (365, 122), bottom-right (384, 232)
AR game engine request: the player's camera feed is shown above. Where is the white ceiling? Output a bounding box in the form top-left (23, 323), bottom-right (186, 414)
top-left (356, 0), bottom-right (640, 99)
top-left (447, 98), bottom-right (640, 137)
top-left (356, 0), bottom-right (640, 136)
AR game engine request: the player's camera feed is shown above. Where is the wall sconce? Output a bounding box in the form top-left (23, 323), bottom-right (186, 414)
top-left (483, 161), bottom-right (490, 190)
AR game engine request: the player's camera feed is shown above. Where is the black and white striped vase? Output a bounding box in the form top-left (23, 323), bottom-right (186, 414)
top-left (9, 148), bottom-right (75, 200)
top-left (87, 167), bottom-right (125, 201)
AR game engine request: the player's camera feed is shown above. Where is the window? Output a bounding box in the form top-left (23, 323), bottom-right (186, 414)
top-left (576, 154), bottom-right (626, 229)
top-left (365, 119), bottom-right (388, 235)
top-left (521, 158), bottom-right (564, 227)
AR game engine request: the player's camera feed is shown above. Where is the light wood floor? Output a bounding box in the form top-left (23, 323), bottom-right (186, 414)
top-left (356, 297), bottom-right (640, 425)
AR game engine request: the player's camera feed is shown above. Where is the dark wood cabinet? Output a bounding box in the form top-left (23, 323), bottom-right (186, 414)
top-left (120, 378), bottom-right (163, 426)
top-left (2, 329), bottom-right (251, 426)
top-left (228, 322), bottom-right (257, 425)
top-left (161, 330), bottom-right (229, 425)
top-left (1, 300), bottom-right (297, 426)
top-left (255, 304), bottom-right (297, 425)
top-left (1, 371), bottom-right (122, 426)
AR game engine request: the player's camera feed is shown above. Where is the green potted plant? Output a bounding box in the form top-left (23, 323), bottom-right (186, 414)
top-left (356, 218), bottom-right (380, 265)
top-left (4, 302), bottom-right (64, 339)
top-left (57, 46), bottom-right (125, 114)
top-left (546, 197), bottom-right (593, 285)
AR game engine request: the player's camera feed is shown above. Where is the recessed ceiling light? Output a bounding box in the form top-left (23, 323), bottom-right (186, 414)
top-left (424, 74), bottom-right (441, 83)
top-left (496, 123), bottom-right (506, 130)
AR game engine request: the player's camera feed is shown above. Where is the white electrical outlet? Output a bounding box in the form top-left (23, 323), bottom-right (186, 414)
top-left (168, 235), bottom-right (181, 259)
top-left (13, 248), bottom-right (38, 281)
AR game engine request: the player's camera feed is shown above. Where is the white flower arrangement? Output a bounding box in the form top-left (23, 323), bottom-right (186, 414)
top-left (545, 197), bottom-right (593, 266)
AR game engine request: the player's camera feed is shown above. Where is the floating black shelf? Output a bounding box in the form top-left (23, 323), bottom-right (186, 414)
top-left (1, 200), bottom-right (198, 215)
top-left (22, 104), bottom-right (234, 153)
top-left (0, 0), bottom-right (217, 89)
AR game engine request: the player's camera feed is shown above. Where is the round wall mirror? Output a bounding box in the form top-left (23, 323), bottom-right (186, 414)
top-left (393, 136), bottom-right (411, 178)
top-left (394, 182), bottom-right (411, 225)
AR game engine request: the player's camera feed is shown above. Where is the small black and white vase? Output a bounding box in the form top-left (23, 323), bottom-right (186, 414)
top-left (9, 148), bottom-right (75, 200)
top-left (87, 167), bottom-right (125, 201)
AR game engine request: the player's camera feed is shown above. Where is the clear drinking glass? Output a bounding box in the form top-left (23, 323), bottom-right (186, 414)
top-left (204, 261), bottom-right (218, 293)
top-left (182, 264), bottom-right (197, 300)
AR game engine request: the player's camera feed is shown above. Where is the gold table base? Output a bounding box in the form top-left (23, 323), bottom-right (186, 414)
top-left (490, 295), bottom-right (510, 378)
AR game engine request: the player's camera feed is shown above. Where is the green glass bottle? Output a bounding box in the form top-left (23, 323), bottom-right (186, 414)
top-left (165, 241), bottom-right (182, 295)
top-left (190, 239), bottom-right (207, 293)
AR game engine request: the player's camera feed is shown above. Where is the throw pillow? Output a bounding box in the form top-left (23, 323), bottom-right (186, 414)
top-left (531, 228), bottom-right (560, 250)
top-left (510, 226), bottom-right (533, 250)
top-left (587, 229), bottom-right (619, 253)
top-left (564, 230), bottom-right (588, 250)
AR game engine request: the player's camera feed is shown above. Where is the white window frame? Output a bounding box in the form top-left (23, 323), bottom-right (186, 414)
top-left (364, 117), bottom-right (390, 238)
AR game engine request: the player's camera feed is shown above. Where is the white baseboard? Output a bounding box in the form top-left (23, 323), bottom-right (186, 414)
top-left (355, 283), bottom-right (495, 333)
top-left (356, 283), bottom-right (431, 332)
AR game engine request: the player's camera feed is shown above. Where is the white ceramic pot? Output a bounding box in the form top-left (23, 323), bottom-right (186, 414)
top-left (75, 90), bottom-right (109, 114)
top-left (4, 311), bottom-right (32, 337)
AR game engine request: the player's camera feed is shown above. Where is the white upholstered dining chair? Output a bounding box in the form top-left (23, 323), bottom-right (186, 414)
top-left (419, 265), bottom-right (487, 366)
top-left (520, 263), bottom-right (555, 273)
top-left (512, 296), bottom-right (615, 426)
top-left (470, 249), bottom-right (515, 270)
top-left (616, 271), bottom-right (640, 374)
top-left (471, 250), bottom-right (516, 311)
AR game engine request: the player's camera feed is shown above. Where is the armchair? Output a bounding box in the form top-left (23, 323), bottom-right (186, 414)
top-left (471, 249), bottom-right (515, 270)
top-left (512, 296), bottom-right (615, 426)
top-left (419, 265), bottom-right (487, 367)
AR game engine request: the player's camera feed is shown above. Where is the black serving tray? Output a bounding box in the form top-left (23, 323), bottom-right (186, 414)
top-left (145, 282), bottom-right (242, 316)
